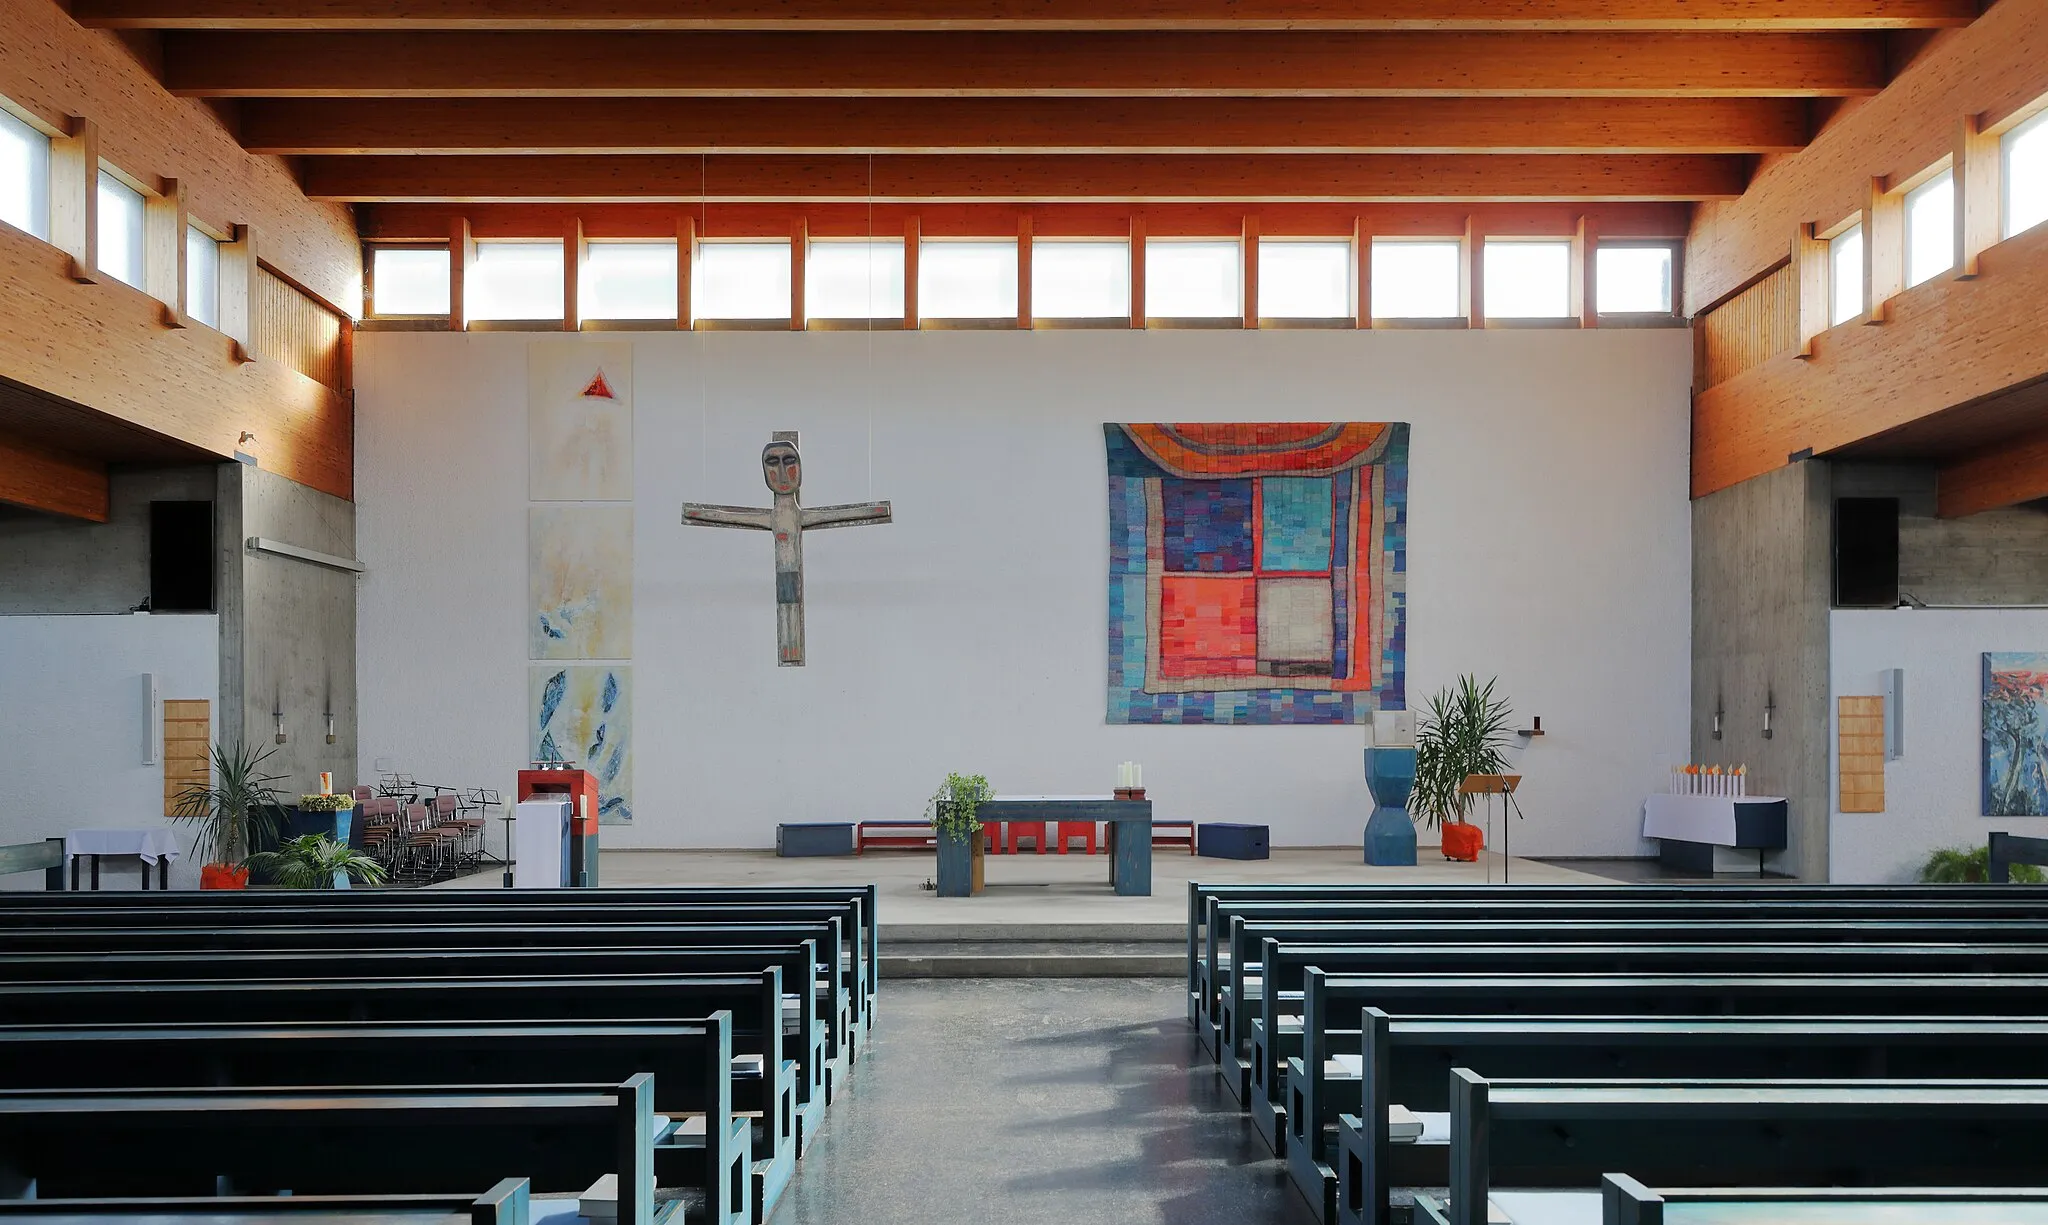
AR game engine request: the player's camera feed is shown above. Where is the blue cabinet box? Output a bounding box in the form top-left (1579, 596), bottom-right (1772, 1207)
top-left (1198, 822), bottom-right (1270, 860)
top-left (776, 822), bottom-right (855, 857)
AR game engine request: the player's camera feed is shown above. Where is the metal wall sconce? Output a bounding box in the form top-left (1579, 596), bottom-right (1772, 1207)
top-left (325, 708), bottom-right (337, 745)
top-left (273, 700), bottom-right (287, 745)
top-left (1763, 690), bottom-right (1776, 740)
top-left (1712, 697), bottom-right (1724, 741)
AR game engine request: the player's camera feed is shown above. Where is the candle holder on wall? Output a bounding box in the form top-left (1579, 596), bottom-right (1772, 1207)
top-left (1763, 690), bottom-right (1776, 740)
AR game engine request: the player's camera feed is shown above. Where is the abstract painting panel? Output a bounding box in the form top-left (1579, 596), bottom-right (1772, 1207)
top-left (1984, 652), bottom-right (2048, 816)
top-left (531, 665), bottom-right (634, 825)
top-left (530, 343), bottom-right (634, 501)
top-left (530, 505), bottom-right (633, 660)
top-left (1107, 422), bottom-right (1408, 725)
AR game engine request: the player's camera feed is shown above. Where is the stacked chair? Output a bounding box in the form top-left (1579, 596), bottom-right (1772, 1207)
top-left (0, 884), bottom-right (880, 1225)
top-left (1185, 878), bottom-right (2048, 1225)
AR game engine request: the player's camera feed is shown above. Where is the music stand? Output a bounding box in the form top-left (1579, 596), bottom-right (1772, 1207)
top-left (1460, 774), bottom-right (1523, 883)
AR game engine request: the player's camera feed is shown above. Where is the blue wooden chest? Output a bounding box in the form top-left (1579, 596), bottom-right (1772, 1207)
top-left (776, 822), bottom-right (856, 857)
top-left (1198, 822), bottom-right (1270, 860)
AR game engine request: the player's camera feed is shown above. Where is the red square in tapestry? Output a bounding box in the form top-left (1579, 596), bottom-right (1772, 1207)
top-left (1159, 575), bottom-right (1259, 678)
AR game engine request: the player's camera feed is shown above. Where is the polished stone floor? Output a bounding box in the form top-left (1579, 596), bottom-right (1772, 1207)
top-left (773, 978), bottom-right (1317, 1225)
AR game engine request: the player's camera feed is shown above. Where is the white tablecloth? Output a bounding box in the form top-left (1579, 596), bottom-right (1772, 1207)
top-left (65, 828), bottom-right (182, 864)
top-left (1640, 794), bottom-right (1786, 845)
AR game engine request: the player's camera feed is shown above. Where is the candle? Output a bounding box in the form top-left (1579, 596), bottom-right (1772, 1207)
top-left (1133, 763), bottom-right (1143, 790)
top-left (319, 771), bottom-right (332, 796)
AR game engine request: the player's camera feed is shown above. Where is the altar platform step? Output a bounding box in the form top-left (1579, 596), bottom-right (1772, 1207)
top-left (878, 929), bottom-right (1182, 978)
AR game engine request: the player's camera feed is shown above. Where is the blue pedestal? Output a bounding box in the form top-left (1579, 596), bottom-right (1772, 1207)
top-left (1363, 746), bottom-right (1418, 866)
top-left (935, 828), bottom-right (975, 896)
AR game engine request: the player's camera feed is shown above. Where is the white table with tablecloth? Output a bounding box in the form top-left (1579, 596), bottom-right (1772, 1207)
top-left (64, 827), bottom-right (182, 889)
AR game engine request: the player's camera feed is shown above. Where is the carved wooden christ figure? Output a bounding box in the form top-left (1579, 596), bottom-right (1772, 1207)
top-left (681, 431), bottom-right (893, 667)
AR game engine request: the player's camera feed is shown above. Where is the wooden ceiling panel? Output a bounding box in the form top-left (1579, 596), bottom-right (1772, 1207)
top-left (73, 0), bottom-right (1980, 31)
top-left (161, 30), bottom-right (1887, 98)
top-left (304, 153), bottom-right (1750, 203)
top-left (241, 96), bottom-right (1808, 155)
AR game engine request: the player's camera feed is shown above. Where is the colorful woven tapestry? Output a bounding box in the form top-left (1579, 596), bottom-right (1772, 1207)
top-left (1106, 422), bottom-right (1408, 725)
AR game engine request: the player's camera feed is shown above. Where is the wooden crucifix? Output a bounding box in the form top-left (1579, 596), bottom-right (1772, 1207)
top-left (681, 431), bottom-right (893, 667)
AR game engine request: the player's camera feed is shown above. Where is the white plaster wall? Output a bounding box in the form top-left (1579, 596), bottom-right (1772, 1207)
top-left (0, 613), bottom-right (218, 888)
top-left (355, 328), bottom-right (1692, 852)
top-left (1829, 608), bottom-right (2048, 883)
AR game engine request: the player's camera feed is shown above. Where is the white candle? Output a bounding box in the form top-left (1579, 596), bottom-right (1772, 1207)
top-left (1133, 763), bottom-right (1143, 790)
top-left (1118, 762), bottom-right (1130, 788)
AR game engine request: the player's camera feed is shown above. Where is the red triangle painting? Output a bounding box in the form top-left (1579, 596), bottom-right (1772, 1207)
top-left (580, 370), bottom-right (616, 400)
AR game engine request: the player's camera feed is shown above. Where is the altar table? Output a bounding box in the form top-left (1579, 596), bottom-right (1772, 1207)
top-left (976, 796), bottom-right (1153, 896)
top-left (65, 828), bottom-right (181, 890)
top-left (1641, 794), bottom-right (1788, 875)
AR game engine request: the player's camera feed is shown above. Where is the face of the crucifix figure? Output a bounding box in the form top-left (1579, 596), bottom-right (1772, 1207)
top-left (762, 441), bottom-right (802, 496)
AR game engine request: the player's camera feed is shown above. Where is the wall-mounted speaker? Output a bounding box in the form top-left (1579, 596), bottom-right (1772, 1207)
top-left (1834, 497), bottom-right (1900, 609)
top-left (1883, 667), bottom-right (1905, 760)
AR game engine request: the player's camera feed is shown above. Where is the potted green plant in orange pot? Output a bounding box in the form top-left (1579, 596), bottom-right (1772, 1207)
top-left (1411, 676), bottom-right (1514, 863)
top-left (171, 741), bottom-right (286, 889)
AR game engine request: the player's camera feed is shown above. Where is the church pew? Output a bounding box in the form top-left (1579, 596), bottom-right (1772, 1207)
top-left (1295, 1011), bottom-right (2048, 1225)
top-left (0, 931), bottom-right (858, 1075)
top-left (1400, 1074), bottom-right (2048, 1225)
top-left (0, 1181), bottom-right (536, 1225)
top-left (0, 1079), bottom-right (662, 1224)
top-left (0, 969), bottom-right (821, 1166)
top-left (1237, 937), bottom-right (2048, 1122)
top-left (1183, 882), bottom-right (2048, 1019)
top-left (1597, 1175), bottom-right (2048, 1225)
top-left (1252, 967), bottom-right (2048, 1169)
top-left (1196, 899), bottom-right (2048, 1051)
top-left (0, 897), bottom-right (876, 1034)
top-left (0, 1016), bottom-right (761, 1225)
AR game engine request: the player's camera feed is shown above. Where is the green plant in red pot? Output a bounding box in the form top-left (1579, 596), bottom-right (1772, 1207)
top-left (171, 741), bottom-right (286, 889)
top-left (1411, 676), bottom-right (1514, 863)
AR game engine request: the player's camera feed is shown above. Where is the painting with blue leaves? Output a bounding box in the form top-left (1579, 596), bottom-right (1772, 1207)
top-left (1985, 653), bottom-right (2048, 817)
top-left (530, 665), bottom-right (633, 824)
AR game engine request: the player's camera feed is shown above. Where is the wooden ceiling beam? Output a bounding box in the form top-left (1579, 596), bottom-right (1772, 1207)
top-left (162, 30), bottom-right (1886, 97)
top-left (0, 433), bottom-right (110, 523)
top-left (241, 96), bottom-right (1808, 155)
top-left (74, 0), bottom-right (1979, 30)
top-left (1938, 424), bottom-right (2048, 519)
top-left (304, 152), bottom-right (1749, 203)
top-left (359, 201), bottom-right (1696, 241)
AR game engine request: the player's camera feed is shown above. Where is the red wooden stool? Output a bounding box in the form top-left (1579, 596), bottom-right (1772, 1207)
top-left (1055, 821), bottom-right (1097, 854)
top-left (983, 820), bottom-right (1004, 854)
top-left (1006, 820), bottom-right (1048, 855)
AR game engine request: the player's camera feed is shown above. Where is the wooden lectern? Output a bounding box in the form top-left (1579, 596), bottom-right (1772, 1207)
top-left (1460, 774), bottom-right (1522, 881)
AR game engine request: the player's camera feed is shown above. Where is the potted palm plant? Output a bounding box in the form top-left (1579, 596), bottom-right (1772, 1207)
top-left (170, 741), bottom-right (287, 889)
top-left (928, 772), bottom-right (994, 897)
top-left (1410, 676), bottom-right (1514, 862)
top-left (247, 834), bottom-right (388, 890)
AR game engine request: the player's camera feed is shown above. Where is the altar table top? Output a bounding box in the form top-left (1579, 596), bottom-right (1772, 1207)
top-left (65, 827), bottom-right (182, 864)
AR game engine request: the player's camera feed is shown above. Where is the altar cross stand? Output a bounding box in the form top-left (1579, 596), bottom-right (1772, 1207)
top-left (682, 431), bottom-right (892, 667)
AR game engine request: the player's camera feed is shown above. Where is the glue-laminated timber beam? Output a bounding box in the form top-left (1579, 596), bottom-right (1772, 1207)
top-left (161, 30), bottom-right (1887, 98)
top-left (241, 96), bottom-right (1809, 156)
top-left (1938, 425), bottom-right (2048, 520)
top-left (359, 200), bottom-right (1695, 240)
top-left (0, 433), bottom-right (110, 523)
top-left (305, 153), bottom-right (1750, 203)
top-left (71, 0), bottom-right (1980, 30)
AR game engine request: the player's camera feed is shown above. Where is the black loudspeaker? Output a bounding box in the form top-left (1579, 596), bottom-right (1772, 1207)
top-left (1834, 496), bottom-right (1900, 608)
top-left (149, 500), bottom-right (215, 612)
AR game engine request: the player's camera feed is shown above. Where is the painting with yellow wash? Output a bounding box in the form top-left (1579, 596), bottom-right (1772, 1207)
top-left (530, 665), bottom-right (633, 825)
top-left (530, 505), bottom-right (633, 660)
top-left (530, 342), bottom-right (633, 501)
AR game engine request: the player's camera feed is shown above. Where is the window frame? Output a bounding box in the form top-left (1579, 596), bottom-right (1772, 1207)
top-left (2003, 106), bottom-right (2048, 240)
top-left (693, 237), bottom-right (794, 328)
top-left (464, 237), bottom-right (566, 327)
top-left (1593, 239), bottom-right (1684, 325)
top-left (1901, 165), bottom-right (1956, 289)
top-left (362, 241), bottom-right (454, 324)
top-left (184, 219), bottom-right (222, 330)
top-left (1256, 237), bottom-right (1354, 327)
top-left (579, 238), bottom-right (681, 326)
top-left (1143, 237), bottom-right (1243, 325)
top-left (1367, 237), bottom-right (1467, 326)
top-left (1827, 218), bottom-right (1865, 328)
top-left (1481, 236), bottom-right (1575, 324)
top-left (1029, 237), bottom-right (1131, 325)
top-left (916, 237), bottom-right (1019, 327)
top-left (804, 236), bottom-right (907, 326)
top-left (0, 101), bottom-right (52, 243)
top-left (94, 162), bottom-right (148, 290)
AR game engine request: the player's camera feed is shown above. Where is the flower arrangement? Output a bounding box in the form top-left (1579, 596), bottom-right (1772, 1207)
top-left (927, 773), bottom-right (995, 840)
top-left (298, 793), bottom-right (356, 813)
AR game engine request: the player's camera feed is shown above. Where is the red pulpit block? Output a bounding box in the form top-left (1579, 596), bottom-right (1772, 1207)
top-left (518, 768), bottom-right (599, 835)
